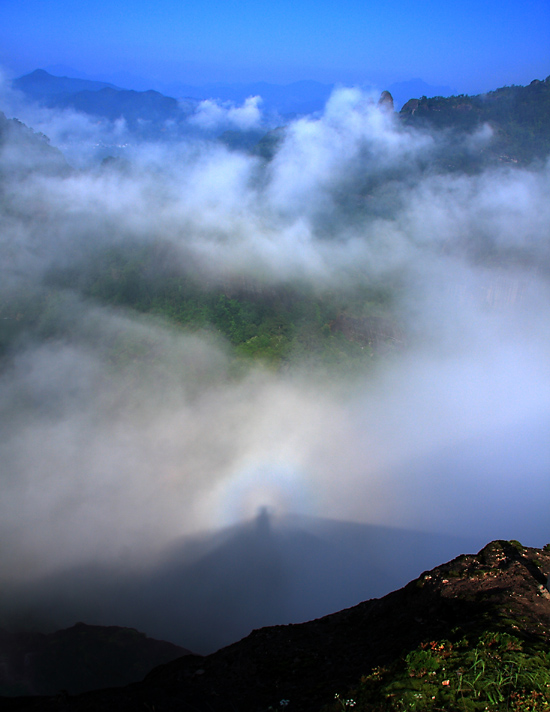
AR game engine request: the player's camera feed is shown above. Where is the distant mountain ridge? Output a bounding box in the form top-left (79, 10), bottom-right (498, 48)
top-left (7, 69), bottom-right (550, 171)
top-left (13, 69), bottom-right (120, 99)
top-left (12, 70), bottom-right (198, 137)
top-left (53, 87), bottom-right (183, 126)
top-left (13, 69), bottom-right (454, 120)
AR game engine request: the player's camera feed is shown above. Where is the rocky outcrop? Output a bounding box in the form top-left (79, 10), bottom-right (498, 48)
top-left (377, 90), bottom-right (394, 112)
top-left (400, 97), bottom-right (419, 115)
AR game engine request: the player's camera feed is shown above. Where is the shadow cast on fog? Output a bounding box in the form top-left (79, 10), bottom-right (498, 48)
top-left (1, 511), bottom-right (481, 654)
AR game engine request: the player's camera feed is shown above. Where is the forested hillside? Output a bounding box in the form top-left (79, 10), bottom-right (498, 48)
top-left (31, 242), bottom-right (399, 370)
top-left (400, 77), bottom-right (550, 165)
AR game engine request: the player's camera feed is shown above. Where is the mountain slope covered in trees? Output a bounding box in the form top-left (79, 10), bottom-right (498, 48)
top-left (400, 76), bottom-right (550, 166)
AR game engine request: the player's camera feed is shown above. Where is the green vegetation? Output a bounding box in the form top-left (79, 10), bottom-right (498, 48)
top-left (39, 242), bottom-right (401, 371)
top-left (328, 632), bottom-right (550, 712)
top-left (400, 77), bottom-right (550, 166)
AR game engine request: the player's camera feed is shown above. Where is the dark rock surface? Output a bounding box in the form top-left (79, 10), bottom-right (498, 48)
top-left (377, 91), bottom-right (394, 112)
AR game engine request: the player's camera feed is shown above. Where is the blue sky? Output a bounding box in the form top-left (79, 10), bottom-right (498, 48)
top-left (1, 0), bottom-right (549, 92)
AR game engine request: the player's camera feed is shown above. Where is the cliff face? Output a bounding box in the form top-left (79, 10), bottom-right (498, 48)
top-left (2, 540), bottom-right (549, 711)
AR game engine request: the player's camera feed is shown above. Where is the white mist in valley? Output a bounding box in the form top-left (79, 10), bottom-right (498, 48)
top-left (1, 81), bottom-right (549, 649)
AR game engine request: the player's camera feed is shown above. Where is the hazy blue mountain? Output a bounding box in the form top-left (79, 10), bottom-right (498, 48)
top-left (13, 69), bottom-right (120, 100)
top-left (12, 70), bottom-right (198, 137)
top-left (53, 87), bottom-right (184, 126)
top-left (15, 69), bottom-right (456, 118)
top-left (89, 70), bottom-right (161, 92)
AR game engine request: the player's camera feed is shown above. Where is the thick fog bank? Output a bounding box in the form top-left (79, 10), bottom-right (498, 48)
top-left (0, 83), bottom-right (549, 649)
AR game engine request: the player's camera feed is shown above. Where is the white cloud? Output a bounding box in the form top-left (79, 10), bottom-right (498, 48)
top-left (189, 95), bottom-right (263, 131)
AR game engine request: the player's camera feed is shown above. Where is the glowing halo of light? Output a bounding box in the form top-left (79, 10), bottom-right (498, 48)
top-left (207, 461), bottom-right (313, 527)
